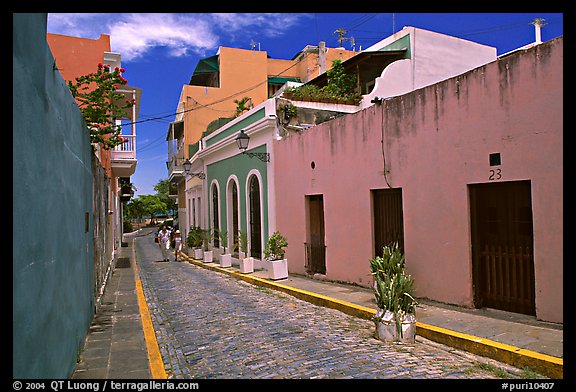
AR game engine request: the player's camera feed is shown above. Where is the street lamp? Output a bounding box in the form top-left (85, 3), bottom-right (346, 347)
top-left (235, 130), bottom-right (270, 163)
top-left (182, 159), bottom-right (205, 179)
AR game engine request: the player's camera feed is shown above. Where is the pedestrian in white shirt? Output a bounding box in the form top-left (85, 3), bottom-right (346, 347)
top-left (174, 230), bottom-right (184, 261)
top-left (157, 225), bottom-right (172, 262)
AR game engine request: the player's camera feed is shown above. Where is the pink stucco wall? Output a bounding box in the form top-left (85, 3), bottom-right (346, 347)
top-left (273, 37), bottom-right (562, 323)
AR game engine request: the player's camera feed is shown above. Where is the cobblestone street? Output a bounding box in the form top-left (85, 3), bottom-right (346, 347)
top-left (134, 232), bottom-right (532, 380)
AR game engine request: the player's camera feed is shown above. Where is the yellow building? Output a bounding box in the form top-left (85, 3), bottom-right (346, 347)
top-left (167, 43), bottom-right (357, 233)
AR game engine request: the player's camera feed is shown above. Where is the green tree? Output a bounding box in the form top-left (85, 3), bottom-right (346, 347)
top-left (140, 194), bottom-right (167, 224)
top-left (233, 96), bottom-right (252, 118)
top-left (67, 63), bottom-right (135, 150)
top-left (324, 59), bottom-right (357, 98)
top-left (126, 197), bottom-right (146, 225)
top-left (154, 179), bottom-right (178, 218)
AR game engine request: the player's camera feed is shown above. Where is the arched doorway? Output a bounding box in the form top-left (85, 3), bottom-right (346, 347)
top-left (212, 183), bottom-right (219, 248)
top-left (227, 178), bottom-right (240, 257)
top-left (248, 175), bottom-right (262, 259)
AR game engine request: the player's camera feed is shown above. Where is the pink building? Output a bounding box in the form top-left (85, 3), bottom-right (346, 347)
top-left (273, 37), bottom-right (563, 323)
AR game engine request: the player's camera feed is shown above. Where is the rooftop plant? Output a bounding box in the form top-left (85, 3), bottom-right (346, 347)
top-left (284, 59), bottom-right (362, 105)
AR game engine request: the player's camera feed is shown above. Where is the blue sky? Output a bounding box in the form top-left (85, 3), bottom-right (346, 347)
top-left (46, 13), bottom-right (563, 197)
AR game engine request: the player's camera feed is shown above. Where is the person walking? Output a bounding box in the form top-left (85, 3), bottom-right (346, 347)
top-left (174, 230), bottom-right (184, 261)
top-left (157, 225), bottom-right (172, 262)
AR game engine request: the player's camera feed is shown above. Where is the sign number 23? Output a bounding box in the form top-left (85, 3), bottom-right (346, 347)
top-left (489, 168), bottom-right (502, 181)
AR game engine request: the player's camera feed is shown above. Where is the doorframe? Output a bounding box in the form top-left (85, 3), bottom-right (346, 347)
top-left (468, 180), bottom-right (536, 315)
top-left (371, 187), bottom-right (405, 258)
top-left (245, 169), bottom-right (264, 259)
top-left (305, 194), bottom-right (326, 275)
top-left (208, 179), bottom-right (222, 248)
top-left (226, 175), bottom-right (240, 256)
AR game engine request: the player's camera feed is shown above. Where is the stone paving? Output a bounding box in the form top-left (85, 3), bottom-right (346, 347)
top-left (134, 234), bottom-right (540, 379)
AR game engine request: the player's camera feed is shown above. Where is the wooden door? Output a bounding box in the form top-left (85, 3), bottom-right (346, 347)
top-left (212, 185), bottom-right (219, 248)
top-left (249, 175), bottom-right (262, 258)
top-left (231, 181), bottom-right (239, 257)
top-left (470, 181), bottom-right (535, 315)
top-left (306, 195), bottom-right (326, 274)
top-left (372, 188), bottom-right (404, 257)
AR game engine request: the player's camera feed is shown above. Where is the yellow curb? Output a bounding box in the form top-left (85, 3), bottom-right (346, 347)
top-left (180, 252), bottom-right (563, 378)
top-left (132, 239), bottom-right (167, 379)
top-left (415, 322), bottom-right (563, 379)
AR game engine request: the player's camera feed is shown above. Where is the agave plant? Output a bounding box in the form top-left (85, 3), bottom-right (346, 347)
top-left (370, 242), bottom-right (417, 338)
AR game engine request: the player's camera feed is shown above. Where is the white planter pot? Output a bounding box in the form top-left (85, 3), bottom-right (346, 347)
top-left (193, 248), bottom-right (203, 260)
top-left (268, 259), bottom-right (288, 280)
top-left (220, 253), bottom-right (232, 268)
top-left (240, 257), bottom-right (254, 274)
top-left (375, 309), bottom-right (416, 343)
top-left (203, 250), bottom-right (213, 263)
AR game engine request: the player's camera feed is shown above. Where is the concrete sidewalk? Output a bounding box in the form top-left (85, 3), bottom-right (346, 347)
top-left (71, 238), bottom-right (151, 379)
top-left (71, 228), bottom-right (563, 379)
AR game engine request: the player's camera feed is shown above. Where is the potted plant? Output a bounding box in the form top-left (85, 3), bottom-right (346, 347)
top-left (218, 229), bottom-right (232, 268)
top-left (369, 242), bottom-right (417, 343)
top-left (202, 228), bottom-right (214, 263)
top-left (238, 230), bottom-right (253, 273)
top-left (186, 226), bottom-right (204, 260)
top-left (264, 231), bottom-right (289, 280)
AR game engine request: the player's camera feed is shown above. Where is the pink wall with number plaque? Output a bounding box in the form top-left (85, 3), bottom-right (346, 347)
top-left (273, 37), bottom-right (562, 323)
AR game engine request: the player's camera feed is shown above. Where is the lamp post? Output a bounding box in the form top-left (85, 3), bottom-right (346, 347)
top-left (235, 130), bottom-right (270, 162)
top-left (182, 159), bottom-right (205, 179)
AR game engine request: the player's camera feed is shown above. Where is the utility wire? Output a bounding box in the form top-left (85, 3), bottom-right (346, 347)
top-left (119, 49), bottom-right (315, 128)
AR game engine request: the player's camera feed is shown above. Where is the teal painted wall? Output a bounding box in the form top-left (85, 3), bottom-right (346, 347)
top-left (206, 145), bottom-right (269, 243)
top-left (13, 13), bottom-right (94, 378)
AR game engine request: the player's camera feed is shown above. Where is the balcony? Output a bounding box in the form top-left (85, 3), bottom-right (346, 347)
top-left (167, 155), bottom-right (186, 183)
top-left (110, 86), bottom-right (140, 178)
top-left (167, 120), bottom-right (185, 184)
top-left (111, 134), bottom-right (137, 177)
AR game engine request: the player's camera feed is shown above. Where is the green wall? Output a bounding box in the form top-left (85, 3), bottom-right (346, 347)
top-left (204, 108), bottom-right (265, 147)
top-left (206, 145), bottom-right (269, 244)
top-left (13, 13), bottom-right (94, 378)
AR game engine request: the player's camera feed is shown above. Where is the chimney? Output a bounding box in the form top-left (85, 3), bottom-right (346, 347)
top-left (318, 41), bottom-right (327, 74)
top-left (531, 18), bottom-right (547, 44)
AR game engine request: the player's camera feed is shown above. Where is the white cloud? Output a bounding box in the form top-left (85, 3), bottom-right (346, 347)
top-left (209, 13), bottom-right (311, 38)
top-left (47, 13), bottom-right (109, 39)
top-left (109, 14), bottom-right (218, 60)
top-left (47, 13), bottom-right (309, 61)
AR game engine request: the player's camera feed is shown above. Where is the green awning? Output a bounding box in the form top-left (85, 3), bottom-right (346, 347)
top-left (268, 76), bottom-right (301, 85)
top-left (189, 55), bottom-right (220, 86)
top-left (193, 55), bottom-right (219, 75)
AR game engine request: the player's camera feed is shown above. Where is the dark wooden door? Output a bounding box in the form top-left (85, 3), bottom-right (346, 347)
top-left (249, 175), bottom-right (262, 258)
top-left (306, 195), bottom-right (326, 274)
top-left (212, 185), bottom-right (219, 248)
top-left (231, 181), bottom-right (239, 257)
top-left (470, 181), bottom-right (535, 315)
top-left (372, 188), bottom-right (404, 257)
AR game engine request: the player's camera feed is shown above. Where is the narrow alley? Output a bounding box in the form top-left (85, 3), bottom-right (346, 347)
top-left (133, 229), bottom-right (535, 379)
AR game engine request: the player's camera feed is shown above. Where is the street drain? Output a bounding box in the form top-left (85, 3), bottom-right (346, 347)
top-left (116, 257), bottom-right (130, 268)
